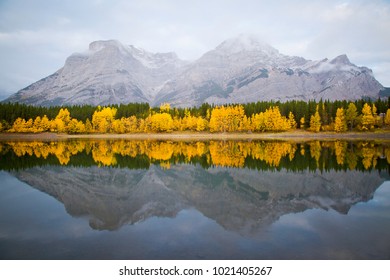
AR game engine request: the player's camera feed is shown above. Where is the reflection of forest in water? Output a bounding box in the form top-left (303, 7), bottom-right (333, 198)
top-left (0, 139), bottom-right (389, 233)
top-left (1, 140), bottom-right (390, 172)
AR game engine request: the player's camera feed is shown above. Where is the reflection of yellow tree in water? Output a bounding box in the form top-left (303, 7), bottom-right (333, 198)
top-left (4, 140), bottom-right (390, 170)
top-left (54, 141), bottom-right (85, 165)
top-left (346, 150), bottom-right (358, 170)
top-left (91, 141), bottom-right (117, 166)
top-left (309, 141), bottom-right (322, 167)
top-left (250, 142), bottom-right (297, 167)
top-left (176, 142), bottom-right (208, 163)
top-left (145, 142), bottom-right (174, 161)
top-left (334, 141), bottom-right (347, 165)
top-left (208, 141), bottom-right (297, 168)
top-left (7, 141), bottom-right (86, 165)
top-left (209, 141), bottom-right (246, 167)
top-left (360, 142), bottom-right (378, 170)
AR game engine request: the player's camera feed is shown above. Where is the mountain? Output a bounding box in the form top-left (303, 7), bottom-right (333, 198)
top-left (4, 35), bottom-right (384, 107)
top-left (5, 40), bottom-right (186, 106)
top-left (11, 165), bottom-right (384, 233)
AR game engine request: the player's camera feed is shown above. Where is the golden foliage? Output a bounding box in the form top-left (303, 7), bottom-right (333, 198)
top-left (149, 113), bottom-right (174, 132)
top-left (92, 107), bottom-right (117, 133)
top-left (385, 109), bottom-right (390, 126)
top-left (334, 141), bottom-right (347, 165)
top-left (209, 141), bottom-right (246, 167)
top-left (5, 140), bottom-right (389, 171)
top-left (251, 107), bottom-right (292, 132)
top-left (360, 103), bottom-right (375, 131)
top-left (309, 141), bottom-right (322, 165)
top-left (309, 111), bottom-right (321, 132)
top-left (209, 105), bottom-right (245, 132)
top-left (334, 108), bottom-right (347, 132)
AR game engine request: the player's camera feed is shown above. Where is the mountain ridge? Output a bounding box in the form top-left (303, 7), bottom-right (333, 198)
top-left (11, 165), bottom-right (384, 232)
top-left (4, 35), bottom-right (384, 107)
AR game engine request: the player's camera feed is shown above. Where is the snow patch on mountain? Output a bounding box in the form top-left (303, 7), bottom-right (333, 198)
top-left (3, 35), bottom-right (384, 107)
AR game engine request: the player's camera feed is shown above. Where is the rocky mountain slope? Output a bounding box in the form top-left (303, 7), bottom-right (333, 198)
top-left (4, 35), bottom-right (384, 107)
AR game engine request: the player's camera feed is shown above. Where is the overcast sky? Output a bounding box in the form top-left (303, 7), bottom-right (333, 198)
top-left (0, 0), bottom-right (389, 99)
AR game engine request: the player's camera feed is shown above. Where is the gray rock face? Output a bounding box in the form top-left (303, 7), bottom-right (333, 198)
top-left (4, 35), bottom-right (384, 107)
top-left (11, 165), bottom-right (385, 234)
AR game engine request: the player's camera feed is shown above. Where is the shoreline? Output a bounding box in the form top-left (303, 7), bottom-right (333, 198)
top-left (1, 131), bottom-right (390, 142)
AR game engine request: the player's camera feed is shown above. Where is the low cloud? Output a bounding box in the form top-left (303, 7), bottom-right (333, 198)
top-left (0, 0), bottom-right (389, 94)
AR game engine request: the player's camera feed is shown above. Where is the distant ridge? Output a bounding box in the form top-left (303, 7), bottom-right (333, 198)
top-left (4, 35), bottom-right (384, 107)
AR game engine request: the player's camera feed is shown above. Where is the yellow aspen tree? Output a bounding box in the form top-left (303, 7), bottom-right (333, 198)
top-left (67, 119), bottom-right (85, 134)
top-left (150, 113), bottom-right (173, 132)
top-left (385, 109), bottom-right (390, 126)
top-left (309, 110), bottom-right (321, 132)
top-left (52, 108), bottom-right (72, 133)
top-left (172, 117), bottom-right (182, 131)
top-left (196, 117), bottom-right (208, 131)
top-left (288, 112), bottom-right (297, 129)
top-left (85, 118), bottom-right (93, 133)
top-left (360, 103), bottom-right (375, 131)
top-left (159, 103), bottom-right (171, 113)
top-left (239, 115), bottom-right (251, 131)
top-left (261, 106), bottom-right (290, 131)
top-left (209, 106), bottom-right (227, 132)
top-left (334, 108), bottom-right (347, 132)
top-left (209, 105), bottom-right (245, 132)
top-left (372, 104), bottom-right (381, 126)
top-left (92, 107), bottom-right (117, 133)
top-left (40, 115), bottom-right (51, 132)
top-left (251, 112), bottom-right (265, 132)
top-left (112, 119), bottom-right (125, 134)
top-left (10, 118), bottom-right (26, 132)
top-left (345, 103), bottom-right (358, 131)
top-left (33, 116), bottom-right (43, 132)
top-left (300, 117), bottom-right (305, 129)
top-left (121, 116), bottom-right (138, 133)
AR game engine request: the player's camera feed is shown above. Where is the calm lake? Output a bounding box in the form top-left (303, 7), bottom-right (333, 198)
top-left (0, 139), bottom-right (389, 259)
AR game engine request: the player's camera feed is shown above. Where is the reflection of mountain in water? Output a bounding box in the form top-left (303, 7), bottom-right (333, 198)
top-left (11, 165), bottom-right (385, 234)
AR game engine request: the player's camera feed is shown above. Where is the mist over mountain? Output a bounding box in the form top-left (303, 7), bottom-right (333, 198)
top-left (4, 35), bottom-right (384, 107)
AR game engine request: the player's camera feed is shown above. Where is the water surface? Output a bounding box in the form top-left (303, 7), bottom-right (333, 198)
top-left (0, 139), bottom-right (389, 259)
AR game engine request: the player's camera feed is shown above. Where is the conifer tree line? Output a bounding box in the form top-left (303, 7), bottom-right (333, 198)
top-left (0, 98), bottom-right (390, 133)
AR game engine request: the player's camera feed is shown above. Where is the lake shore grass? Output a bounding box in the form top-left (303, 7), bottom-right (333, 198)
top-left (1, 130), bottom-right (390, 142)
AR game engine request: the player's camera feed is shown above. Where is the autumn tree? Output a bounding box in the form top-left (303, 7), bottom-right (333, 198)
top-left (250, 107), bottom-right (291, 132)
top-left (299, 117), bottom-right (305, 129)
top-left (196, 117), bottom-right (208, 131)
top-left (121, 116), bottom-right (138, 133)
top-left (309, 110), bottom-right (321, 132)
top-left (345, 103), bottom-right (358, 131)
top-left (10, 118), bottom-right (27, 132)
top-left (92, 107), bottom-right (117, 133)
top-left (159, 103), bottom-right (171, 113)
top-left (149, 113), bottom-right (173, 132)
top-left (40, 115), bottom-right (51, 132)
top-left (263, 106), bottom-right (291, 131)
top-left (385, 109), bottom-right (390, 126)
top-left (67, 118), bottom-right (85, 134)
top-left (288, 112), bottom-right (297, 129)
top-left (209, 105), bottom-right (245, 132)
top-left (360, 103), bottom-right (375, 131)
top-left (334, 108), bottom-right (347, 132)
top-left (85, 118), bottom-right (93, 133)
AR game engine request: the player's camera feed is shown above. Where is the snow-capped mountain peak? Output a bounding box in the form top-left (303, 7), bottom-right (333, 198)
top-left (3, 36), bottom-right (384, 107)
top-left (216, 34), bottom-right (279, 56)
